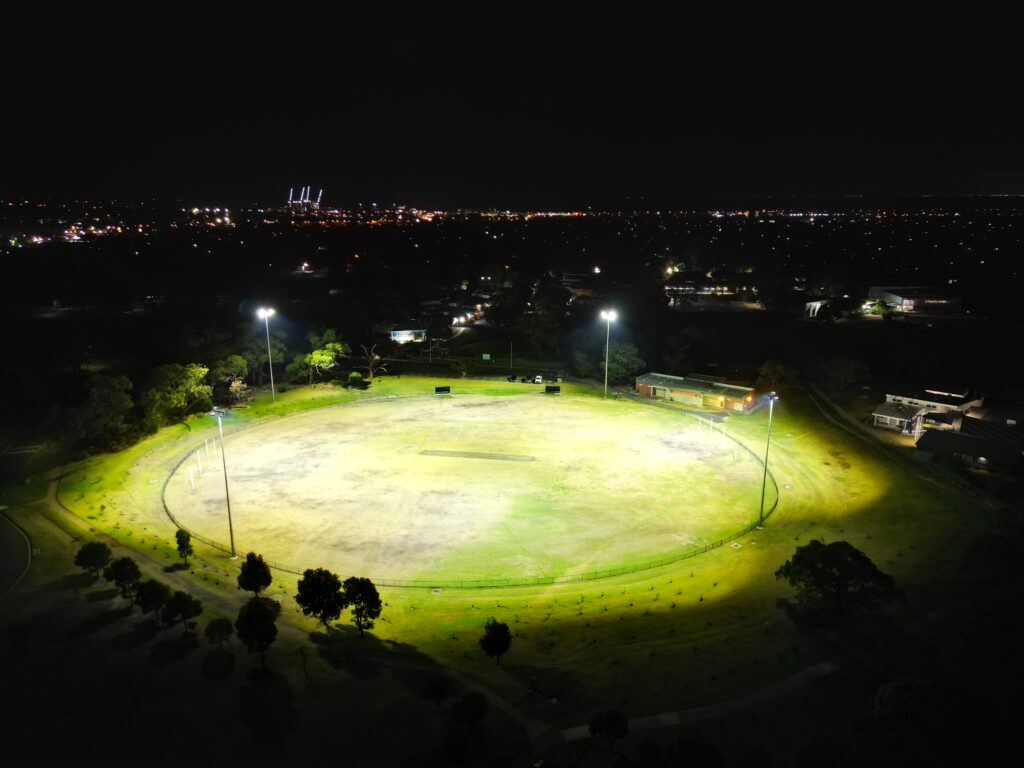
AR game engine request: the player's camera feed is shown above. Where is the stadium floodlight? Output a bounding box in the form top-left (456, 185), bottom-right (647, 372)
top-left (257, 307), bottom-right (276, 402)
top-left (600, 309), bottom-right (617, 398)
top-left (758, 392), bottom-right (780, 529)
top-left (216, 412), bottom-right (237, 559)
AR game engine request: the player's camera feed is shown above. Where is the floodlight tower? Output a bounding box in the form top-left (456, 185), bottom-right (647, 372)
top-left (216, 412), bottom-right (237, 559)
top-left (600, 309), bottom-right (617, 398)
top-left (257, 307), bottom-right (277, 402)
top-left (758, 392), bottom-right (780, 529)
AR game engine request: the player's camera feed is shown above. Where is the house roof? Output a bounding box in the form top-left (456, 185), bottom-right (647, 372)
top-left (887, 389), bottom-right (977, 408)
top-left (636, 372), bottom-right (753, 397)
top-left (961, 415), bottom-right (1023, 445)
top-left (967, 404), bottom-right (1024, 428)
top-left (873, 402), bottom-right (920, 421)
top-left (915, 428), bottom-right (1023, 464)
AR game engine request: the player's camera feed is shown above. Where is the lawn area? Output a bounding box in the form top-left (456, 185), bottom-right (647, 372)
top-left (25, 375), bottom-right (990, 760)
top-left (162, 393), bottom-right (763, 581)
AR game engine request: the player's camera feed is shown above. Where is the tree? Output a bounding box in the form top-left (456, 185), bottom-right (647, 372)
top-left (775, 539), bottom-right (898, 615)
top-left (237, 552), bottom-right (272, 597)
top-left (140, 363), bottom-right (213, 425)
top-left (517, 308), bottom-right (561, 356)
top-left (602, 341), bottom-right (646, 386)
top-left (755, 359), bottom-right (798, 395)
top-left (342, 576), bottom-right (382, 636)
top-left (103, 556), bottom-right (141, 602)
top-left (295, 567), bottom-right (347, 629)
top-left (205, 617), bottom-right (234, 648)
top-left (589, 710), bottom-right (629, 749)
top-left (161, 590), bottom-right (203, 633)
top-left (286, 328), bottom-right (350, 385)
top-left (74, 541), bottom-right (112, 576)
top-left (67, 375), bottom-right (134, 451)
top-left (817, 357), bottom-right (869, 394)
top-left (176, 529), bottom-right (193, 567)
top-left (208, 355), bottom-right (249, 404)
top-left (135, 579), bottom-right (172, 619)
top-left (478, 617), bottom-right (511, 665)
top-left (360, 344), bottom-right (387, 380)
top-left (483, 294), bottom-right (521, 337)
top-left (661, 329), bottom-right (700, 376)
top-left (236, 598), bottom-right (280, 671)
top-left (571, 350), bottom-right (600, 379)
top-left (241, 328), bottom-right (288, 386)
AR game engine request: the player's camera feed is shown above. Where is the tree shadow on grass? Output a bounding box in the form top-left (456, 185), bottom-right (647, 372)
top-left (64, 605), bottom-right (133, 639)
top-left (163, 563), bottom-right (189, 573)
top-left (150, 631), bottom-right (200, 666)
top-left (238, 668), bottom-right (297, 748)
top-left (308, 628), bottom-right (385, 681)
top-left (307, 627), bottom-right (438, 682)
top-left (500, 661), bottom-right (585, 714)
top-left (201, 647), bottom-right (236, 681)
top-left (84, 588), bottom-right (119, 603)
top-left (44, 572), bottom-right (96, 592)
top-left (110, 617), bottom-right (161, 651)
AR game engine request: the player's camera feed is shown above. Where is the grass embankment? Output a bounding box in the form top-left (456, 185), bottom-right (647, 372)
top-left (16, 375), bottom-right (989, 761)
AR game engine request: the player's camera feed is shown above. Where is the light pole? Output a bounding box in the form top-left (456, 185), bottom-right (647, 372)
top-left (216, 413), bottom-right (237, 558)
top-left (758, 392), bottom-right (779, 529)
top-left (600, 309), bottom-right (617, 397)
top-left (257, 307), bottom-right (276, 402)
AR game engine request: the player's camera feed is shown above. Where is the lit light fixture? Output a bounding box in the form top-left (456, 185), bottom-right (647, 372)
top-left (256, 308), bottom-right (277, 401)
top-left (600, 309), bottom-right (617, 398)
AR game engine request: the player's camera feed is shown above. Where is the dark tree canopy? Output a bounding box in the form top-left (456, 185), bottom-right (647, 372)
top-left (74, 541), bottom-right (112, 575)
top-left (103, 556), bottom-right (142, 601)
top-left (295, 567), bottom-right (347, 628)
top-left (205, 617), bottom-right (234, 647)
top-left (479, 617), bottom-right (512, 665)
top-left (237, 552), bottom-right (273, 596)
top-left (755, 359), bottom-right (798, 395)
top-left (775, 539), bottom-right (897, 615)
top-left (236, 598), bottom-right (280, 670)
top-left (139, 363), bottom-right (212, 429)
top-left (162, 590), bottom-right (203, 633)
top-left (342, 576), bottom-right (382, 636)
top-left (589, 710), bottom-right (629, 748)
top-left (176, 529), bottom-right (193, 566)
top-left (135, 579), bottom-right (172, 618)
top-left (67, 375), bottom-right (134, 451)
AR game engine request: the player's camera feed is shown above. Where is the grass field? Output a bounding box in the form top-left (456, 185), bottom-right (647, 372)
top-left (164, 394), bottom-right (763, 581)
top-left (26, 375), bottom-right (992, 763)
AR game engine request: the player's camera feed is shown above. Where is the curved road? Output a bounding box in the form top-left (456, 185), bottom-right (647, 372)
top-left (0, 510), bottom-right (32, 599)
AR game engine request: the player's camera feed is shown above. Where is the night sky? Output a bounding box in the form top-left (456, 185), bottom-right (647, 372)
top-left (4, 12), bottom-right (1021, 207)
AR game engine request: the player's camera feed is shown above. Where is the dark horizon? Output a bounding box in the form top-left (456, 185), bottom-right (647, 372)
top-left (5, 13), bottom-right (1023, 208)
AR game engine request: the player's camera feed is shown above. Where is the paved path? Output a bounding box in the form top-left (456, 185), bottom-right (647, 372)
top-left (0, 508), bottom-right (32, 600)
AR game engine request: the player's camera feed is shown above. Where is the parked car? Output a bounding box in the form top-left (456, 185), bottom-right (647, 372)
top-left (534, 375), bottom-right (543, 384)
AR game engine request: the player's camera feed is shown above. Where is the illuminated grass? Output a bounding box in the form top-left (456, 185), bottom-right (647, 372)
top-left (163, 393), bottom-right (763, 581)
top-left (54, 377), bottom-right (988, 721)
